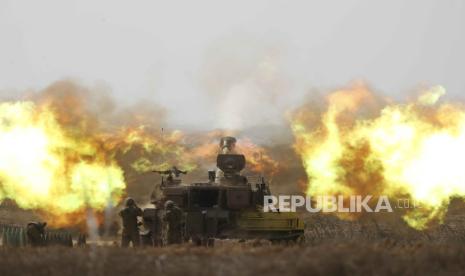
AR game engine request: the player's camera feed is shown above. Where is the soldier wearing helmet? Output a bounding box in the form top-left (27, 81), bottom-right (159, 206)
top-left (163, 200), bottom-right (183, 244)
top-left (119, 197), bottom-right (143, 247)
top-left (164, 200), bottom-right (174, 209)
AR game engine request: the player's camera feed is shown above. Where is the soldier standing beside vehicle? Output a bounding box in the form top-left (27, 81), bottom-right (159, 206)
top-left (151, 201), bottom-right (164, 246)
top-left (119, 197), bottom-right (143, 247)
top-left (163, 200), bottom-right (183, 244)
top-left (26, 222), bottom-right (47, 247)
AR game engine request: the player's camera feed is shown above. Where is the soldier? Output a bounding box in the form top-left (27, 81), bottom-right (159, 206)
top-left (26, 222), bottom-right (47, 247)
top-left (119, 197), bottom-right (143, 247)
top-left (151, 201), bottom-right (164, 246)
top-left (163, 200), bottom-right (183, 245)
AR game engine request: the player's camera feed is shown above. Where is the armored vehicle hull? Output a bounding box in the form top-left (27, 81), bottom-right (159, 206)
top-left (143, 137), bottom-right (305, 245)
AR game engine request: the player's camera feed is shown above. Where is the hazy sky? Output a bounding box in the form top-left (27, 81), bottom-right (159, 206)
top-left (1, 0), bottom-right (464, 129)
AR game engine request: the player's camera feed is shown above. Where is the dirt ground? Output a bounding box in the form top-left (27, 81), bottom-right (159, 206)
top-left (1, 242), bottom-right (465, 276)
top-left (1, 216), bottom-right (465, 275)
top-left (2, 201), bottom-right (465, 275)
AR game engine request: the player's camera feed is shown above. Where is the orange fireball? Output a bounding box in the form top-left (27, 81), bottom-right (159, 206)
top-left (291, 83), bottom-right (465, 229)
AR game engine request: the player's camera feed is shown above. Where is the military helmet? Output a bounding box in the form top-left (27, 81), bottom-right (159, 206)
top-left (164, 200), bottom-right (175, 209)
top-left (125, 197), bottom-right (135, 207)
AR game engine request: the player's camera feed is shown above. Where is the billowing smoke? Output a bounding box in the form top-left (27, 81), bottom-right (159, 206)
top-left (6, 76), bottom-right (464, 232)
top-left (291, 82), bottom-right (465, 229)
top-left (199, 36), bottom-right (295, 131)
top-left (0, 79), bottom-right (283, 228)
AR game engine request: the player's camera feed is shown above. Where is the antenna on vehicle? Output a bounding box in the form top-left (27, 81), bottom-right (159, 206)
top-left (160, 127), bottom-right (165, 188)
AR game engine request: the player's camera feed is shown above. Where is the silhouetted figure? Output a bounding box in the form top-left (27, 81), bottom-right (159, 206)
top-left (119, 197), bottom-right (143, 247)
top-left (163, 200), bottom-right (183, 245)
top-left (26, 222), bottom-right (46, 247)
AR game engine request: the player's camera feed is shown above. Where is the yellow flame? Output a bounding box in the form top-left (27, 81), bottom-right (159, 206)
top-left (291, 84), bottom-right (465, 229)
top-left (124, 128), bottom-right (279, 176)
top-left (0, 101), bottom-right (125, 222)
top-left (0, 88), bottom-right (280, 227)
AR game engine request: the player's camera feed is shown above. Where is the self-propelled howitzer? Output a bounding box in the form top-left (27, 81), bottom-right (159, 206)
top-left (143, 137), bottom-right (304, 245)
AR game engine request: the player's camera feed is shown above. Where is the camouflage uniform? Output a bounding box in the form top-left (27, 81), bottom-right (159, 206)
top-left (26, 222), bottom-right (46, 247)
top-left (163, 201), bottom-right (183, 244)
top-left (119, 198), bottom-right (143, 247)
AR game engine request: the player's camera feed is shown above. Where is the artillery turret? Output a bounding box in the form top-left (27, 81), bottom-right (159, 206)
top-left (142, 137), bottom-right (304, 246)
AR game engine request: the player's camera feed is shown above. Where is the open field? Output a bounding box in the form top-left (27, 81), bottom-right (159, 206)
top-left (3, 200), bottom-right (465, 275)
top-left (1, 242), bottom-right (465, 276)
top-left (2, 211), bottom-right (465, 276)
